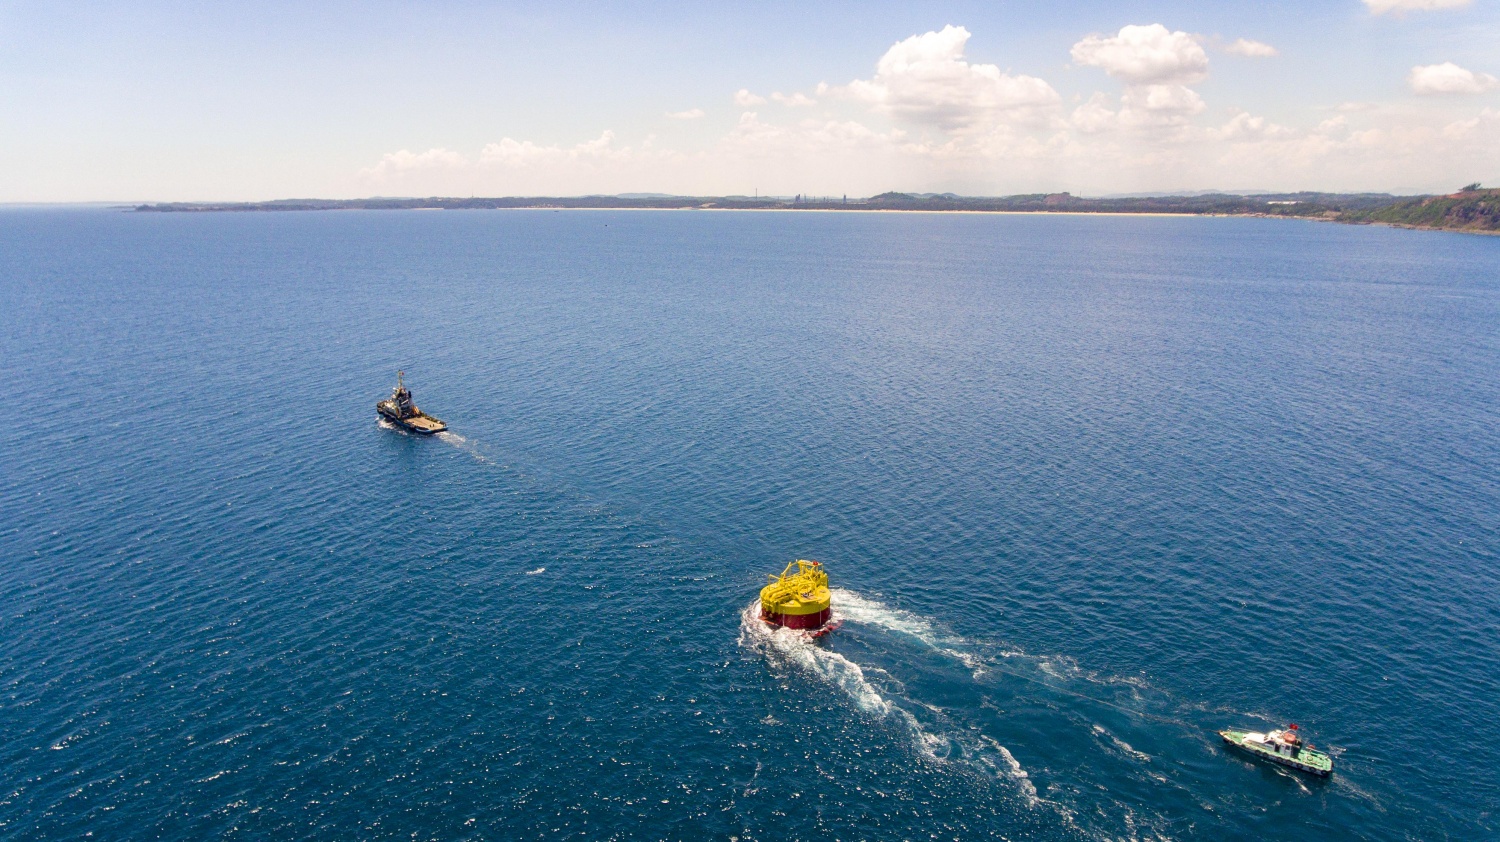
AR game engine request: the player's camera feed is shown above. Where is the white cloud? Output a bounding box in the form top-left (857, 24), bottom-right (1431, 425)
top-left (719, 112), bottom-right (898, 156)
top-left (351, 24), bottom-right (1500, 198)
top-left (352, 101), bottom-right (1500, 199)
top-left (1119, 84), bottom-right (1207, 128)
top-left (479, 131), bottom-right (630, 168)
top-left (771, 92), bottom-right (817, 107)
top-left (1440, 107), bottom-right (1499, 141)
top-left (1071, 24), bottom-right (1209, 85)
top-left (1316, 115), bottom-right (1349, 133)
top-left (844, 25), bottom-right (1060, 131)
top-left (1364, 0), bottom-right (1471, 15)
top-left (666, 108), bottom-right (706, 120)
top-left (1071, 93), bottom-right (1117, 134)
top-left (1214, 111), bottom-right (1292, 141)
top-left (1224, 38), bottom-right (1278, 58)
top-left (1409, 62), bottom-right (1499, 94)
top-left (359, 147), bottom-right (467, 180)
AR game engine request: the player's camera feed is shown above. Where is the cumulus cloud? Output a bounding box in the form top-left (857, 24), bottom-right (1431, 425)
top-left (351, 22), bottom-right (1500, 198)
top-left (1119, 84), bottom-right (1207, 128)
top-left (1066, 84), bottom-right (1209, 135)
top-left (479, 131), bottom-right (629, 167)
top-left (1071, 24), bottom-right (1209, 85)
top-left (1224, 38), bottom-right (1278, 58)
top-left (771, 92), bottom-right (817, 107)
top-left (844, 25), bottom-right (1060, 131)
top-left (1409, 62), bottom-right (1499, 94)
top-left (1364, 0), bottom-right (1471, 14)
top-left (720, 111), bottom-right (898, 156)
top-left (1440, 107), bottom-right (1500, 141)
top-left (1214, 111), bottom-right (1292, 141)
top-left (1071, 93), bottom-right (1117, 134)
top-left (359, 147), bottom-right (467, 180)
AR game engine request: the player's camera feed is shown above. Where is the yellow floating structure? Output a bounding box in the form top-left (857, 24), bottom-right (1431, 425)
top-left (760, 559), bottom-right (838, 636)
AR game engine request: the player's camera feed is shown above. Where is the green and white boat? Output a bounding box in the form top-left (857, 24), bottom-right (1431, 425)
top-left (1220, 724), bottom-right (1333, 778)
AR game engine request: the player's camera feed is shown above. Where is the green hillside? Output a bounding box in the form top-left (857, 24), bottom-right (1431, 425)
top-left (1347, 187), bottom-right (1500, 233)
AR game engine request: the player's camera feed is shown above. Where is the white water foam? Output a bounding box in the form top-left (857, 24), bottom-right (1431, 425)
top-left (979, 734), bottom-right (1040, 804)
top-left (436, 430), bottom-right (491, 464)
top-left (738, 599), bottom-right (1033, 780)
top-left (1092, 724), bottom-right (1151, 763)
top-left (738, 601), bottom-right (891, 717)
top-left (830, 589), bottom-right (944, 645)
top-left (831, 589), bottom-right (990, 678)
top-left (739, 590), bottom-right (1203, 839)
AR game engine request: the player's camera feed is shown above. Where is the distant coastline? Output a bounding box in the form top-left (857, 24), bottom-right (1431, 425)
top-left (132, 188), bottom-right (1500, 235)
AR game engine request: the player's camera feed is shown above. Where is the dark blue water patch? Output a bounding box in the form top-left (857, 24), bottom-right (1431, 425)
top-left (2, 207), bottom-right (1497, 840)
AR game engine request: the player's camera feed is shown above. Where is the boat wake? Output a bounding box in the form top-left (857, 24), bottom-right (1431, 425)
top-left (435, 430), bottom-right (493, 464)
top-left (737, 598), bottom-right (1049, 812)
top-left (738, 601), bottom-right (892, 718)
top-left (736, 586), bottom-right (1327, 841)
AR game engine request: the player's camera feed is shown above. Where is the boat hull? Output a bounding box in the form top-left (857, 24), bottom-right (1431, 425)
top-left (1220, 730), bottom-right (1332, 777)
top-left (377, 405), bottom-right (447, 434)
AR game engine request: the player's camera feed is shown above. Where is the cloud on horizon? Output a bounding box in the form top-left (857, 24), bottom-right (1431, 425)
top-left (1224, 38), bottom-right (1278, 58)
top-left (360, 148), bottom-right (468, 180)
top-left (1364, 0), bottom-right (1471, 15)
top-left (359, 24), bottom-right (1500, 196)
top-left (1409, 62), bottom-right (1499, 94)
top-left (843, 25), bottom-right (1060, 131)
top-left (1070, 24), bottom-right (1209, 85)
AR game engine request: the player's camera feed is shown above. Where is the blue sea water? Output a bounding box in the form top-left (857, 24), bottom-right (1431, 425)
top-left (2, 207), bottom-right (1498, 841)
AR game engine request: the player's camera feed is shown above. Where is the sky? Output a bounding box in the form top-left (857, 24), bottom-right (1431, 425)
top-left (1, 0), bottom-right (1496, 201)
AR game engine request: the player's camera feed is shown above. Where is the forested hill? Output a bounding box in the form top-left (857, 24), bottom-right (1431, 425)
top-left (131, 188), bottom-right (1500, 234)
top-left (1343, 187), bottom-right (1500, 234)
top-left (129, 191), bottom-right (1400, 216)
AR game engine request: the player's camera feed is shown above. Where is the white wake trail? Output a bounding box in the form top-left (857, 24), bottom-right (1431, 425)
top-left (738, 601), bottom-right (891, 716)
top-left (738, 597), bottom-right (1035, 778)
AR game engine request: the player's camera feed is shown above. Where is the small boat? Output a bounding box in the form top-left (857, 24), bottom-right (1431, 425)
top-left (760, 559), bottom-right (841, 638)
top-left (376, 371), bottom-right (447, 434)
top-left (1220, 724), bottom-right (1332, 777)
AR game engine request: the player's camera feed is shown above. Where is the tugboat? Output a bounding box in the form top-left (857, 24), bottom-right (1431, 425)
top-left (376, 371), bottom-right (447, 434)
top-left (760, 559), bottom-right (841, 638)
top-left (1220, 724), bottom-right (1333, 778)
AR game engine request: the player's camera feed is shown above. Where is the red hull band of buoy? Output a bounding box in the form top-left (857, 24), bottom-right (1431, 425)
top-left (760, 605), bottom-right (832, 630)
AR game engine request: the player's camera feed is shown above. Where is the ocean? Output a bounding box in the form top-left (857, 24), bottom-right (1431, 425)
top-left (2, 207), bottom-right (1497, 840)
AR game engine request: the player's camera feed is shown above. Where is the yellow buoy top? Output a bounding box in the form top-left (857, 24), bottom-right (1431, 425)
top-left (760, 559), bottom-right (831, 617)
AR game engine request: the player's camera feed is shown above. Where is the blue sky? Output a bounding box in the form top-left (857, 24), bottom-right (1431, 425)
top-left (1, 1), bottom-right (1496, 200)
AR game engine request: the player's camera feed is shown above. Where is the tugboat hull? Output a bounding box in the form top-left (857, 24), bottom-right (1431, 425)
top-left (377, 404), bottom-right (446, 434)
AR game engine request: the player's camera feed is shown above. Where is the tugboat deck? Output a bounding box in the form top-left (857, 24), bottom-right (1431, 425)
top-left (399, 416), bottom-right (446, 432)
